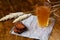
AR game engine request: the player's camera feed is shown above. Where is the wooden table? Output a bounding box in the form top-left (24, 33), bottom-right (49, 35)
top-left (0, 0), bottom-right (60, 40)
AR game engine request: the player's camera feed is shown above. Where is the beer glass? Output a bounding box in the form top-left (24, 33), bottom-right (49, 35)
top-left (35, 0), bottom-right (60, 27)
top-left (35, 6), bottom-right (50, 27)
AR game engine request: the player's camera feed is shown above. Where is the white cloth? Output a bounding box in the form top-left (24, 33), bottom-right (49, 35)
top-left (10, 15), bottom-right (55, 40)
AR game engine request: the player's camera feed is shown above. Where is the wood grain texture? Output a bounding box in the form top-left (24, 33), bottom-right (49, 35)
top-left (0, 0), bottom-right (60, 40)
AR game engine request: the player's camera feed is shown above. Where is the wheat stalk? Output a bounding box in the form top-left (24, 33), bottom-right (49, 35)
top-left (0, 12), bottom-right (24, 21)
top-left (13, 13), bottom-right (31, 23)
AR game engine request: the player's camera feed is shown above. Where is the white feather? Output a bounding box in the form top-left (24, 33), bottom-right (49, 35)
top-left (13, 14), bottom-right (31, 23)
top-left (0, 12), bottom-right (24, 21)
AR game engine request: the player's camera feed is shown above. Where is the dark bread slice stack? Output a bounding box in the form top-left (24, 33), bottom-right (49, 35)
top-left (14, 22), bottom-right (28, 34)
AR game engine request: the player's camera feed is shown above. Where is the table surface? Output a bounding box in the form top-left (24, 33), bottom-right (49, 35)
top-left (0, 0), bottom-right (60, 40)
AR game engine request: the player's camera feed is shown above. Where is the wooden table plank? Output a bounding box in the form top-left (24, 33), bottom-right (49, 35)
top-left (0, 0), bottom-right (60, 40)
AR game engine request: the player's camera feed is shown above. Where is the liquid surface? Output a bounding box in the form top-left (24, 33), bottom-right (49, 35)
top-left (35, 6), bottom-right (50, 27)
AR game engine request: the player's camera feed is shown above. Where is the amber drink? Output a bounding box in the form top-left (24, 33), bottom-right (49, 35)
top-left (35, 6), bottom-right (51, 27)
